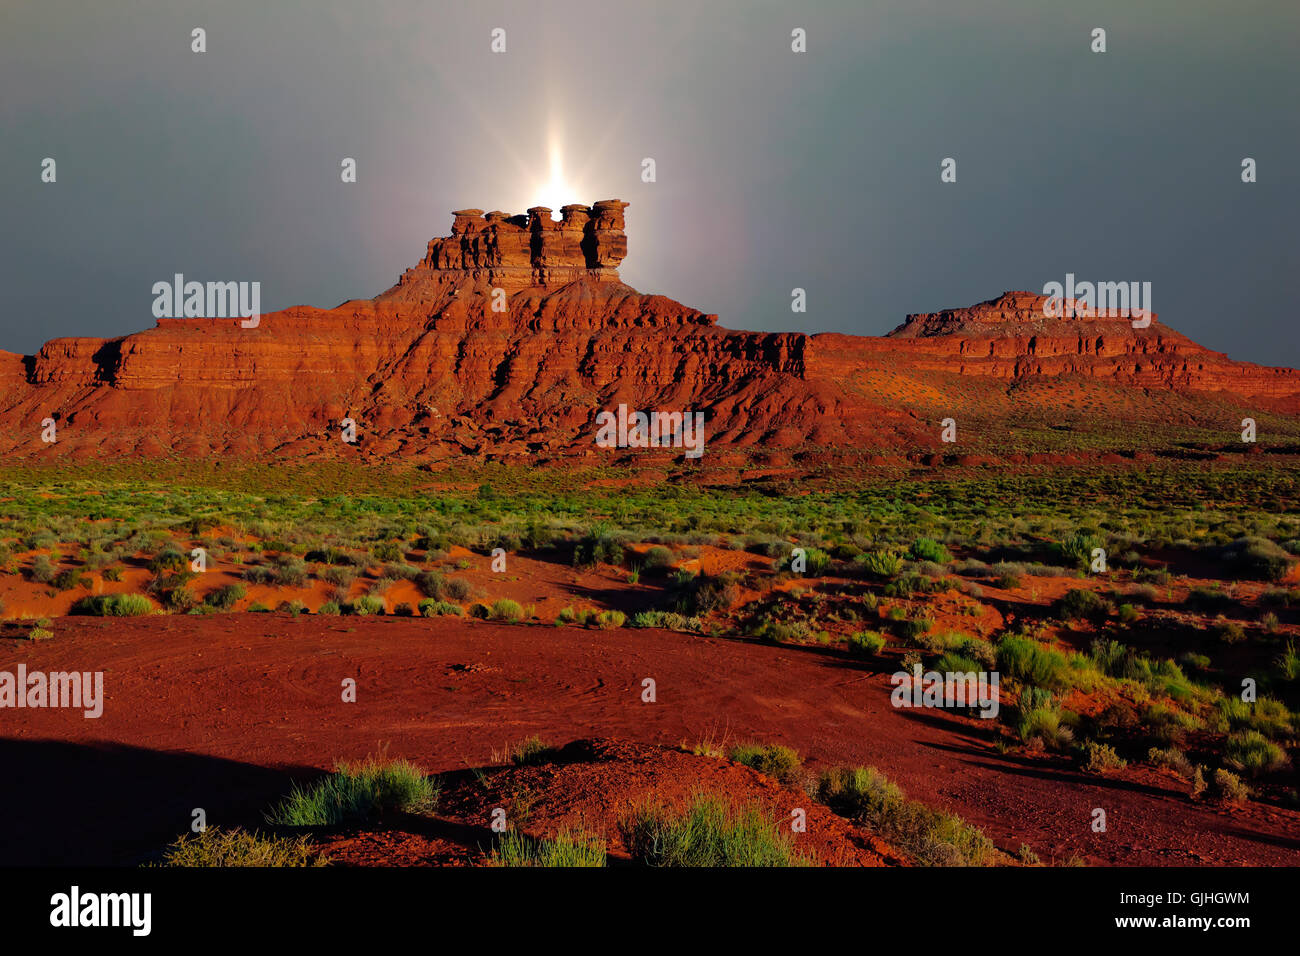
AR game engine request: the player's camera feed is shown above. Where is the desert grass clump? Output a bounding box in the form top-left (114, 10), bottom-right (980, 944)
top-left (728, 743), bottom-right (802, 784)
top-left (620, 794), bottom-right (815, 867)
top-left (847, 630), bottom-right (887, 659)
top-left (159, 826), bottom-right (325, 867)
top-left (1147, 746), bottom-right (1194, 778)
top-left (443, 577), bottom-right (474, 601)
top-left (489, 828), bottom-right (607, 867)
top-left (1056, 587), bottom-right (1111, 622)
top-left (1057, 531), bottom-right (1103, 570)
top-left (414, 569), bottom-right (445, 599)
top-left (490, 598), bottom-right (523, 622)
top-left (1218, 536), bottom-right (1294, 582)
top-left (997, 635), bottom-right (1070, 689)
top-left (52, 569), bottom-right (91, 592)
top-left (267, 757), bottom-right (438, 826)
top-left (816, 766), bottom-right (994, 866)
top-left (643, 545), bottom-right (675, 571)
top-left (349, 595), bottom-right (385, 616)
top-left (29, 554), bottom-right (57, 584)
top-left (419, 599), bottom-right (462, 617)
top-left (1209, 768), bottom-right (1251, 805)
top-left (857, 550), bottom-right (901, 578)
top-left (1276, 641), bottom-right (1300, 682)
top-left (1018, 707), bottom-right (1075, 751)
top-left (595, 609), bottom-right (626, 629)
top-left (502, 735), bottom-right (557, 766)
top-left (908, 537), bottom-right (952, 564)
top-left (1078, 741), bottom-right (1126, 773)
top-left (204, 583), bottom-right (245, 610)
top-left (71, 593), bottom-right (154, 616)
top-left (1224, 730), bottom-right (1289, 778)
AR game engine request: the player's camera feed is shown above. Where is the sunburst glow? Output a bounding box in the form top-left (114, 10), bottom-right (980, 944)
top-left (530, 136), bottom-right (584, 219)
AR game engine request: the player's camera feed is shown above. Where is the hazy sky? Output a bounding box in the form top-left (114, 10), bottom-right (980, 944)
top-left (3, 0), bottom-right (1297, 365)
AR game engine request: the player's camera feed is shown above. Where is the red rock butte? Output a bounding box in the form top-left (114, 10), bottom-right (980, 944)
top-left (2, 200), bottom-right (1298, 464)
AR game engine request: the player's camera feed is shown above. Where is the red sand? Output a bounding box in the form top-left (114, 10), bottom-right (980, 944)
top-left (3, 614), bottom-right (1299, 865)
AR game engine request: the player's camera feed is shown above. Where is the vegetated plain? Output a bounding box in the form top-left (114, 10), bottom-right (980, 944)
top-left (2, 458), bottom-right (1298, 867)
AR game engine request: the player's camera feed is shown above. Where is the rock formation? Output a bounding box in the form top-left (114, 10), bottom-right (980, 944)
top-left (1, 202), bottom-right (1297, 464)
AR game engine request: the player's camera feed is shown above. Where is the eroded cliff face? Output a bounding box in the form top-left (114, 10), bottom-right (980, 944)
top-left (1, 205), bottom-right (1297, 463)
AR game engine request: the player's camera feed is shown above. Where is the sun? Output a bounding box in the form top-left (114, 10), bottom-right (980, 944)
top-left (530, 140), bottom-right (582, 219)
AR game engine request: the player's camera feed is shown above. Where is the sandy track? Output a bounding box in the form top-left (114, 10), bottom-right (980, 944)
top-left (2, 614), bottom-right (1298, 865)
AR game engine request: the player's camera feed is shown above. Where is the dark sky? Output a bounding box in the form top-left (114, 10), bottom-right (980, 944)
top-left (3, 0), bottom-right (1297, 365)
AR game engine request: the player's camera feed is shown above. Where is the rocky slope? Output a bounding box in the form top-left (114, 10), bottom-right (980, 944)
top-left (1, 202), bottom-right (1297, 464)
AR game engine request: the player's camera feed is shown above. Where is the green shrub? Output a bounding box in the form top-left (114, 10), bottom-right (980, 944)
top-left (1079, 741), bottom-right (1127, 773)
top-left (204, 583), bottom-right (245, 610)
top-left (817, 766), bottom-right (993, 866)
top-left (1018, 708), bottom-right (1074, 751)
top-left (1147, 746), bottom-right (1193, 777)
top-left (1058, 531), bottom-right (1103, 569)
top-left (728, 743), bottom-right (802, 784)
top-left (908, 538), bottom-right (952, 563)
top-left (29, 554), bottom-right (57, 583)
top-left (1224, 731), bottom-right (1288, 778)
top-left (997, 636), bottom-right (1070, 688)
top-left (419, 599), bottom-right (463, 617)
top-left (620, 794), bottom-right (814, 867)
top-left (1210, 768), bottom-right (1251, 805)
top-left (414, 570), bottom-right (445, 599)
top-left (596, 609), bottom-right (626, 629)
top-left (443, 577), bottom-right (474, 601)
top-left (788, 547), bottom-right (831, 575)
top-left (1276, 641), bottom-right (1300, 682)
top-left (643, 546), bottom-right (675, 570)
top-left (52, 569), bottom-right (91, 591)
top-left (71, 593), bottom-right (154, 616)
top-left (489, 828), bottom-right (607, 867)
top-left (1216, 620), bottom-right (1247, 645)
top-left (267, 758), bottom-right (438, 826)
top-left (898, 616), bottom-right (934, 641)
top-left (371, 541), bottom-right (403, 563)
top-left (148, 548), bottom-right (187, 573)
top-left (350, 595), bottom-right (385, 616)
top-left (1218, 536), bottom-right (1293, 582)
top-left (847, 630), bottom-right (887, 659)
top-left (1056, 588), bottom-right (1110, 621)
top-left (490, 598), bottom-right (523, 622)
top-left (507, 735), bottom-right (556, 766)
top-left (159, 826), bottom-right (325, 867)
top-left (857, 550), bottom-right (902, 578)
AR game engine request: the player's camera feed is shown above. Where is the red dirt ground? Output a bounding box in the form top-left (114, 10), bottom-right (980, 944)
top-left (2, 614), bottom-right (1298, 866)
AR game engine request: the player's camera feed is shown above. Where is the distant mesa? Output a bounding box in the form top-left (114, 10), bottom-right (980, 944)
top-left (1, 200), bottom-right (1298, 464)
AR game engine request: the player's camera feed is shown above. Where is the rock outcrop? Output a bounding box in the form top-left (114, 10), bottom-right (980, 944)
top-left (1, 204), bottom-right (1297, 464)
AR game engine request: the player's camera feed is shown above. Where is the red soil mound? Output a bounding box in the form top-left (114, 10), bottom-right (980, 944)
top-left (316, 738), bottom-right (902, 866)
